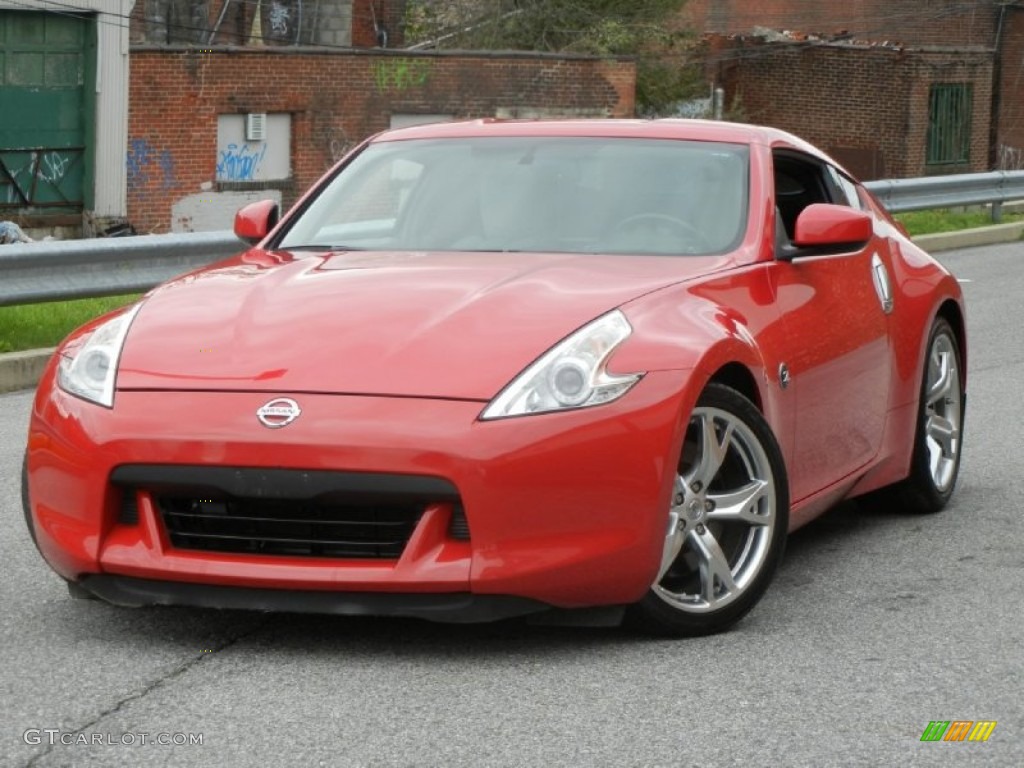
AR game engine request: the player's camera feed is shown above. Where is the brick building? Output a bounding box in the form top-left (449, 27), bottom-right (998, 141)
top-left (998, 7), bottom-right (1024, 169)
top-left (127, 48), bottom-right (634, 232)
top-left (685, 0), bottom-right (1024, 179)
top-left (123, 0), bottom-right (634, 232)
top-left (705, 35), bottom-right (994, 179)
top-left (684, 0), bottom-right (1000, 46)
top-left (2, 1), bottom-right (631, 234)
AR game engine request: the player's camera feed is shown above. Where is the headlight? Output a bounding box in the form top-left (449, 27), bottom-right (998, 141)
top-left (57, 303), bottom-right (143, 407)
top-left (481, 310), bottom-right (644, 420)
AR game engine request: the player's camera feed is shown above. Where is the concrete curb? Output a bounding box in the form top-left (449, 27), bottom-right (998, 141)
top-left (913, 220), bottom-right (1024, 252)
top-left (0, 347), bottom-right (54, 394)
top-left (1, 223), bottom-right (1021, 394)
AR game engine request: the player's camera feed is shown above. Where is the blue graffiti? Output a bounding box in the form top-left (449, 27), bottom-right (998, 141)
top-left (216, 143), bottom-right (267, 182)
top-left (126, 139), bottom-right (153, 186)
top-left (127, 138), bottom-right (176, 193)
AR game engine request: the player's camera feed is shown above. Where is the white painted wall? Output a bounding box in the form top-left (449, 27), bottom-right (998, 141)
top-left (171, 188), bottom-right (283, 233)
top-left (216, 114), bottom-right (292, 182)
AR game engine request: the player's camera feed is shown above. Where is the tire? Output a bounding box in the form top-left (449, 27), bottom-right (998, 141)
top-left (626, 383), bottom-right (789, 637)
top-left (21, 454), bottom-right (41, 551)
top-left (881, 317), bottom-right (965, 514)
top-left (66, 580), bottom-right (98, 600)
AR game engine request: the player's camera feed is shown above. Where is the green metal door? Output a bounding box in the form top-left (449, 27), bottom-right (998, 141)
top-left (0, 11), bottom-right (90, 211)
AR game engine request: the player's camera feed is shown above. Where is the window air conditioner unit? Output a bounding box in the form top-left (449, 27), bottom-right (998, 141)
top-left (246, 113), bottom-right (267, 142)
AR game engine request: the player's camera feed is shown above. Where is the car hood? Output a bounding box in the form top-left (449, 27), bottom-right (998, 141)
top-left (117, 249), bottom-right (732, 399)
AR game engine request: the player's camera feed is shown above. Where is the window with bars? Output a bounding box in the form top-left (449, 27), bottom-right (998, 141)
top-left (926, 84), bottom-right (972, 167)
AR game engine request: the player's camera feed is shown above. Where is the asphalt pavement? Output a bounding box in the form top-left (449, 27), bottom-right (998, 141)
top-left (1, 242), bottom-right (1021, 767)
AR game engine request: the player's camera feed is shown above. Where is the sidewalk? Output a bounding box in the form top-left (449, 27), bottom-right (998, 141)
top-left (2, 223), bottom-right (1021, 394)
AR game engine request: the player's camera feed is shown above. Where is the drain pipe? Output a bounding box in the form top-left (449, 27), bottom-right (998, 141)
top-left (989, 3), bottom-right (1009, 175)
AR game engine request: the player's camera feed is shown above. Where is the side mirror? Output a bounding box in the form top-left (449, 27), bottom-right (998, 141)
top-left (792, 203), bottom-right (872, 251)
top-left (234, 200), bottom-right (280, 246)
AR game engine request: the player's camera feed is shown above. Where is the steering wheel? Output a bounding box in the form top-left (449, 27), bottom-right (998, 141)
top-left (611, 213), bottom-right (711, 254)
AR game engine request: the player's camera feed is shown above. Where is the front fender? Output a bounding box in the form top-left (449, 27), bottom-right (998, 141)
top-left (612, 263), bottom-right (791, 462)
top-left (885, 237), bottom-right (967, 408)
top-left (617, 263), bottom-right (780, 386)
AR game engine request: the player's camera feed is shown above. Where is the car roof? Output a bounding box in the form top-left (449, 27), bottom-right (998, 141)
top-left (374, 118), bottom-right (830, 159)
top-left (374, 119), bottom-right (855, 181)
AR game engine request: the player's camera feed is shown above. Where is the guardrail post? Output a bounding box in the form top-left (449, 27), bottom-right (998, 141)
top-left (992, 201), bottom-right (1003, 223)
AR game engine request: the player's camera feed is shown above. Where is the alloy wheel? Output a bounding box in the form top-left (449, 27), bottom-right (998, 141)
top-left (654, 406), bottom-right (777, 613)
top-left (924, 331), bottom-right (962, 493)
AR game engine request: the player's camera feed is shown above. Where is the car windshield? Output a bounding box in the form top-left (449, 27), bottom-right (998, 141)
top-left (278, 136), bottom-right (750, 256)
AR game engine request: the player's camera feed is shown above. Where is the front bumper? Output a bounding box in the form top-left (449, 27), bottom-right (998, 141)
top-left (25, 370), bottom-right (695, 613)
top-left (77, 575), bottom-right (549, 623)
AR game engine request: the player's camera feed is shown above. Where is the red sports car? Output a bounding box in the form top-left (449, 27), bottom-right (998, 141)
top-left (22, 119), bottom-right (966, 636)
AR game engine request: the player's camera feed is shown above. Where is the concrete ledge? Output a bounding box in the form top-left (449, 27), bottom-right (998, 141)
top-left (914, 221), bottom-right (1024, 251)
top-left (0, 348), bottom-right (54, 394)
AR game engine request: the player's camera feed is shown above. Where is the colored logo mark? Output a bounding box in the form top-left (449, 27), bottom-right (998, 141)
top-left (920, 720), bottom-right (997, 742)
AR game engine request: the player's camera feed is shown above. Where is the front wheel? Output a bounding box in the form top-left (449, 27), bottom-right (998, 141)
top-left (627, 383), bottom-right (789, 637)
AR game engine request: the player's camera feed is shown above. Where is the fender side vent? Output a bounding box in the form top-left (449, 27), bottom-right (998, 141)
top-left (119, 489), bottom-right (139, 525)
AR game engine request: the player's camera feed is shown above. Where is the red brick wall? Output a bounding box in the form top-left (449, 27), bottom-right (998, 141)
top-left (127, 49), bottom-right (635, 231)
top-left (712, 40), bottom-right (992, 179)
top-left (685, 0), bottom-right (998, 48)
top-left (996, 6), bottom-right (1024, 169)
top-left (904, 52), bottom-right (993, 176)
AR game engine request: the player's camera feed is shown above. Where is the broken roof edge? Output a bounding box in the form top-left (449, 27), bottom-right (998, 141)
top-left (702, 29), bottom-right (995, 54)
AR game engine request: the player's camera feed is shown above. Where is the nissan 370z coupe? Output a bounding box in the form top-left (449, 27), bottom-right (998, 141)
top-left (22, 120), bottom-right (966, 636)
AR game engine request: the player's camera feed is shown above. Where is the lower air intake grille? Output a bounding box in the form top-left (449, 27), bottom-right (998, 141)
top-left (109, 465), bottom-right (463, 561)
top-left (156, 497), bottom-right (422, 559)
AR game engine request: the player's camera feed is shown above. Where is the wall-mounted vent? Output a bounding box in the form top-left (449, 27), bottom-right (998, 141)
top-left (246, 113), bottom-right (267, 142)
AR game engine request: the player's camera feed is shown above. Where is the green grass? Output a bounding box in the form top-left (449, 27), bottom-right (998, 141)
top-left (895, 208), bottom-right (1024, 237)
top-left (0, 294), bottom-right (141, 354)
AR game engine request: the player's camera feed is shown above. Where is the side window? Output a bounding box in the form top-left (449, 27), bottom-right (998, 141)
top-left (772, 151), bottom-right (834, 242)
top-left (825, 165), bottom-right (864, 210)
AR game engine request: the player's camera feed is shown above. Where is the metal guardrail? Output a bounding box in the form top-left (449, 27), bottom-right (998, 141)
top-left (863, 170), bottom-right (1024, 214)
top-left (0, 231), bottom-right (242, 307)
top-left (1, 170), bottom-right (1023, 308)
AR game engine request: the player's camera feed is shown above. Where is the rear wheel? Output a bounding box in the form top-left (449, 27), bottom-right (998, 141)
top-left (627, 383), bottom-right (789, 636)
top-left (882, 317), bottom-right (964, 513)
top-left (66, 580), bottom-right (98, 600)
